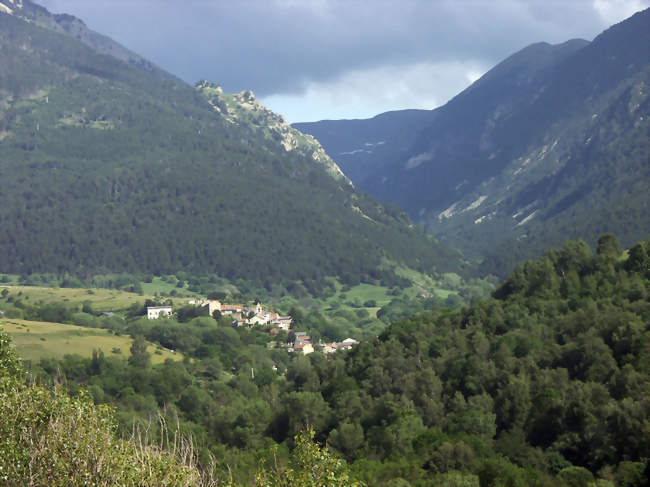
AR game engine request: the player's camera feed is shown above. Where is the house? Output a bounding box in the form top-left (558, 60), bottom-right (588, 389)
top-left (248, 314), bottom-right (268, 326)
top-left (147, 306), bottom-right (173, 319)
top-left (293, 332), bottom-right (311, 346)
top-left (321, 338), bottom-right (360, 354)
top-left (273, 316), bottom-right (292, 331)
top-left (232, 318), bottom-right (252, 328)
top-left (339, 338), bottom-right (359, 350)
top-left (294, 343), bottom-right (314, 355)
top-left (221, 305), bottom-right (243, 315)
top-left (188, 299), bottom-right (221, 315)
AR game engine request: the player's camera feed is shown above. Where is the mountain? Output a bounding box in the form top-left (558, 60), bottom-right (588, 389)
top-left (294, 109), bottom-right (435, 189)
top-left (297, 10), bottom-right (650, 275)
top-left (0, 4), bottom-right (464, 289)
top-left (0, 0), bottom-right (171, 78)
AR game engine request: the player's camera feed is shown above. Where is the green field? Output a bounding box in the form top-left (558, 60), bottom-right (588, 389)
top-left (140, 277), bottom-right (202, 297)
top-left (1, 319), bottom-right (180, 364)
top-left (0, 285), bottom-right (195, 313)
top-left (320, 275), bottom-right (456, 318)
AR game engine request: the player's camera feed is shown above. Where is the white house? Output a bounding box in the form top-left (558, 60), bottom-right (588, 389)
top-left (147, 306), bottom-right (173, 319)
top-left (248, 314), bottom-right (268, 326)
top-left (339, 338), bottom-right (359, 350)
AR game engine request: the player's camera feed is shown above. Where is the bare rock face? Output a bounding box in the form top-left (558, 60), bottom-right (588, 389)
top-left (196, 81), bottom-right (350, 184)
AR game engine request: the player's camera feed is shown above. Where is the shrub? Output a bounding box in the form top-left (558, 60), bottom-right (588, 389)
top-left (0, 330), bottom-right (215, 486)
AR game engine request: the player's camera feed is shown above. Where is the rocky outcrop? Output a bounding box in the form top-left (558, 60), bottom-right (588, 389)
top-left (196, 81), bottom-right (349, 184)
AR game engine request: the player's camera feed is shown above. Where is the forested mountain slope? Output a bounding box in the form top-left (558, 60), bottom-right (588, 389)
top-left (0, 8), bottom-right (463, 288)
top-left (298, 9), bottom-right (650, 276)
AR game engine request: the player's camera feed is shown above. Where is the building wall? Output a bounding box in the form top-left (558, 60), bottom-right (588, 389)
top-left (147, 307), bottom-right (172, 319)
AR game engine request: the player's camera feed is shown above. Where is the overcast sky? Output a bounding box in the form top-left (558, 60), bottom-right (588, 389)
top-left (38, 0), bottom-right (649, 122)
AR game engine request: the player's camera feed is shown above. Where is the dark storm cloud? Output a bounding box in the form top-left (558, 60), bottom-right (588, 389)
top-left (38, 0), bottom-right (615, 97)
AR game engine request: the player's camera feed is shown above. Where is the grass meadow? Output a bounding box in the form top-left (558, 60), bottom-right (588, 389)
top-left (1, 319), bottom-right (180, 364)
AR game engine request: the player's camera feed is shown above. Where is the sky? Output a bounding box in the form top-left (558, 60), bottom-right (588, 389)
top-left (38, 0), bottom-right (650, 123)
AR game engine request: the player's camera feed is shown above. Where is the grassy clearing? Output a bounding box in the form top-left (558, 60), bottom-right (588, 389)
top-left (1, 285), bottom-right (150, 312)
top-left (0, 285), bottom-right (193, 312)
top-left (1, 319), bottom-right (180, 364)
top-left (389, 263), bottom-right (456, 299)
top-left (141, 277), bottom-right (200, 297)
top-left (319, 282), bottom-right (396, 318)
top-left (341, 283), bottom-right (393, 304)
top-left (321, 271), bottom-right (456, 316)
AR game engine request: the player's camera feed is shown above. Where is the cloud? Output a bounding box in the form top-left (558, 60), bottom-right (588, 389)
top-left (593, 0), bottom-right (650, 24)
top-left (34, 0), bottom-right (649, 121)
top-left (261, 59), bottom-right (489, 122)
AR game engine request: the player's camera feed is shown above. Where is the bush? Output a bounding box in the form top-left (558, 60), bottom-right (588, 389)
top-left (0, 331), bottom-right (216, 486)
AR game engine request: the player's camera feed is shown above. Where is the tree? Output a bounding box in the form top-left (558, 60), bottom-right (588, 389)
top-left (255, 429), bottom-right (365, 487)
top-left (597, 233), bottom-right (621, 259)
top-left (284, 392), bottom-right (331, 437)
top-left (82, 300), bottom-right (94, 314)
top-left (207, 291), bottom-right (227, 301)
top-left (128, 335), bottom-right (151, 368)
top-left (625, 242), bottom-right (648, 274)
top-left (328, 422), bottom-right (364, 457)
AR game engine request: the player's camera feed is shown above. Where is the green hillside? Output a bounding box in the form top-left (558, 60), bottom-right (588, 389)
top-left (0, 9), bottom-right (464, 289)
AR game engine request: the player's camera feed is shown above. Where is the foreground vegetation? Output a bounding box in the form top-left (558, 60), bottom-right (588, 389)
top-left (0, 331), bottom-right (214, 486)
top-left (0, 330), bottom-right (363, 486)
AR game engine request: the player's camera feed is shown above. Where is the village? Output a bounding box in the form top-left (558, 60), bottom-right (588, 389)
top-left (146, 299), bottom-right (359, 356)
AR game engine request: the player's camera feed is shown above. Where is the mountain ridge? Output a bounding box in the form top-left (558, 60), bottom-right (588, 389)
top-left (0, 0), bottom-right (173, 79)
top-left (296, 9), bottom-right (650, 275)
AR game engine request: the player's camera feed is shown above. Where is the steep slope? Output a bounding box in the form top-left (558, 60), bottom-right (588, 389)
top-left (293, 109), bottom-right (434, 189)
top-left (300, 9), bottom-right (650, 275)
top-left (0, 8), bottom-right (464, 287)
top-left (197, 81), bottom-right (348, 183)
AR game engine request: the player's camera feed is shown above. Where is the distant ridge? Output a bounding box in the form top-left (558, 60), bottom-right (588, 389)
top-left (297, 8), bottom-right (650, 275)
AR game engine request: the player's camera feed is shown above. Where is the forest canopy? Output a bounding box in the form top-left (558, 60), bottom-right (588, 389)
top-left (6, 234), bottom-right (647, 486)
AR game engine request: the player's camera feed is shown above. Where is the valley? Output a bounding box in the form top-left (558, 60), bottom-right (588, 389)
top-left (0, 1), bottom-right (649, 486)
